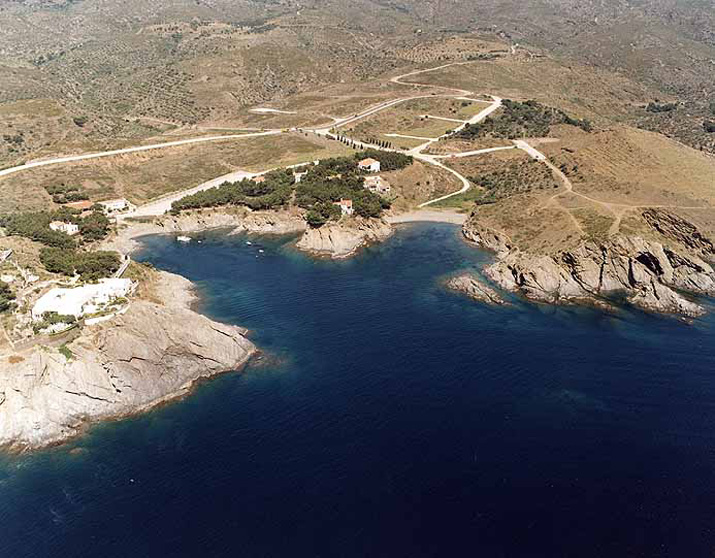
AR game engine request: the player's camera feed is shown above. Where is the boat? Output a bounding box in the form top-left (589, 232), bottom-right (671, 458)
top-left (176, 236), bottom-right (191, 243)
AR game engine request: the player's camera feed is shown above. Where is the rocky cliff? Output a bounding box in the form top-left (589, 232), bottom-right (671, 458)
top-left (0, 272), bottom-right (255, 452)
top-left (463, 209), bottom-right (715, 317)
top-left (296, 218), bottom-right (393, 259)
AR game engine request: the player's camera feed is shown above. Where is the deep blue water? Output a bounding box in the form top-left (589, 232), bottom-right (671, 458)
top-left (2, 223), bottom-right (715, 557)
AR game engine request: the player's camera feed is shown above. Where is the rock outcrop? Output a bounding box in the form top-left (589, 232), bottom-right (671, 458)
top-left (464, 213), bottom-right (715, 317)
top-left (158, 209), bottom-right (307, 236)
top-left (0, 272), bottom-right (255, 452)
top-left (447, 273), bottom-right (505, 305)
top-left (296, 218), bottom-right (393, 258)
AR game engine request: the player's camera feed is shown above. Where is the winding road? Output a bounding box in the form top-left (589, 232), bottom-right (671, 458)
top-left (0, 60), bottom-right (550, 216)
top-left (0, 131), bottom-right (281, 179)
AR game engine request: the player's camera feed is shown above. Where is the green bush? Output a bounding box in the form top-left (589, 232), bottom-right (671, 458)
top-left (79, 211), bottom-right (111, 241)
top-left (456, 99), bottom-right (591, 140)
top-left (646, 102), bottom-right (677, 113)
top-left (0, 212), bottom-right (76, 249)
top-left (40, 248), bottom-right (121, 279)
top-left (0, 281), bottom-right (15, 313)
top-left (33, 312), bottom-right (77, 334)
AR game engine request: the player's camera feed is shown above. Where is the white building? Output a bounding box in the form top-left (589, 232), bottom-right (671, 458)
top-left (333, 199), bottom-right (354, 216)
top-left (49, 221), bottom-right (80, 236)
top-left (293, 171), bottom-right (308, 184)
top-left (358, 158), bottom-right (381, 173)
top-left (32, 279), bottom-right (134, 321)
top-left (99, 198), bottom-right (135, 214)
top-left (363, 176), bottom-right (391, 195)
top-left (0, 249), bottom-right (12, 263)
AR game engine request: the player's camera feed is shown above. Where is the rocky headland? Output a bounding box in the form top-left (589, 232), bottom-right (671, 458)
top-left (447, 273), bottom-right (505, 305)
top-left (0, 272), bottom-right (255, 452)
top-left (296, 217), bottom-right (393, 259)
top-left (463, 209), bottom-right (715, 317)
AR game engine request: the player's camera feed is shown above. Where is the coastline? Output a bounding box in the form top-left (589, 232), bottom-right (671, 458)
top-left (0, 269), bottom-right (256, 453)
top-left (107, 208), bottom-right (468, 258)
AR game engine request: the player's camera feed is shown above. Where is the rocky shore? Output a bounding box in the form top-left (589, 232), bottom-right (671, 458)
top-left (296, 217), bottom-right (393, 259)
top-left (447, 273), bottom-right (505, 305)
top-left (0, 272), bottom-right (255, 452)
top-left (463, 210), bottom-right (715, 317)
top-left (111, 209), bottom-right (393, 260)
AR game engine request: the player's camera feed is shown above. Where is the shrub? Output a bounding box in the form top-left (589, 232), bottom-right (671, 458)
top-left (456, 99), bottom-right (591, 140)
top-left (0, 281), bottom-right (15, 313)
top-left (73, 116), bottom-right (88, 127)
top-left (40, 248), bottom-right (121, 279)
top-left (79, 211), bottom-right (111, 241)
top-left (1, 212), bottom-right (76, 249)
top-left (704, 121), bottom-right (715, 134)
top-left (646, 102), bottom-right (677, 113)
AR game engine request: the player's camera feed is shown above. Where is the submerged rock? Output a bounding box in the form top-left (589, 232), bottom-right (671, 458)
top-left (447, 273), bottom-right (505, 305)
top-left (0, 272), bottom-right (255, 452)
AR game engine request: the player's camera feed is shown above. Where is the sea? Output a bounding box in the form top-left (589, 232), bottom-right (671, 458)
top-left (1, 222), bottom-right (714, 557)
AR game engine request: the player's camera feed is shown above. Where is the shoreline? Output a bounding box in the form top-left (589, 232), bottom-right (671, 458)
top-left (108, 207), bottom-right (466, 260)
top-left (0, 269), bottom-right (256, 454)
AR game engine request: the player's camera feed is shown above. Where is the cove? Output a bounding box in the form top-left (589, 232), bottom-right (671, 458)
top-left (1, 223), bottom-right (714, 557)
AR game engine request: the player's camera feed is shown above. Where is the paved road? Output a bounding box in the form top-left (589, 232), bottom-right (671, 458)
top-left (127, 169), bottom-right (258, 218)
top-left (0, 61), bottom-right (507, 216)
top-left (0, 131), bottom-right (281, 179)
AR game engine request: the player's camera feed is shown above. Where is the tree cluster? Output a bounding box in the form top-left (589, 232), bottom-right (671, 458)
top-left (170, 150), bottom-right (409, 226)
top-left (44, 184), bottom-right (89, 204)
top-left (646, 102), bottom-right (677, 113)
top-left (0, 281), bottom-right (15, 313)
top-left (1, 208), bottom-right (111, 248)
top-left (170, 169), bottom-right (293, 214)
top-left (40, 248), bottom-right (121, 281)
top-left (455, 100), bottom-right (592, 140)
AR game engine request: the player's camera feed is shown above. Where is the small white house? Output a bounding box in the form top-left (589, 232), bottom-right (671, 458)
top-left (99, 198), bottom-right (135, 214)
top-left (334, 199), bottom-right (354, 216)
top-left (32, 279), bottom-right (134, 321)
top-left (293, 171), bottom-right (308, 184)
top-left (358, 158), bottom-right (381, 173)
top-left (49, 221), bottom-right (80, 236)
top-left (363, 176), bottom-right (391, 195)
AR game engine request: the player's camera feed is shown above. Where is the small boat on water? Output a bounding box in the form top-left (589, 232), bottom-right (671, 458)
top-left (176, 236), bottom-right (191, 243)
top-left (246, 241), bottom-right (252, 245)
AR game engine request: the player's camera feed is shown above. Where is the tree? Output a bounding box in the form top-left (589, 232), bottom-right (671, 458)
top-left (79, 211), bottom-right (111, 241)
top-left (704, 120), bottom-right (715, 134)
top-left (0, 281), bottom-right (15, 313)
top-left (40, 247), bottom-right (76, 275)
top-left (74, 251), bottom-right (121, 281)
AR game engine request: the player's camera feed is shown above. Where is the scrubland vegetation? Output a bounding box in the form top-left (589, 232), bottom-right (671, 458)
top-left (455, 100), bottom-right (591, 140)
top-left (0, 207), bottom-right (117, 279)
top-left (170, 150), bottom-right (410, 225)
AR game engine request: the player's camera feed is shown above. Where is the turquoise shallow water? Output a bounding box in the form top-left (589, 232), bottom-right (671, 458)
top-left (2, 223), bottom-right (715, 557)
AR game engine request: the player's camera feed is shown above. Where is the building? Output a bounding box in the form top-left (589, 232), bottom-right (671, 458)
top-left (253, 175), bottom-right (266, 184)
top-left (49, 221), bottom-right (80, 236)
top-left (99, 198), bottom-right (135, 214)
top-left (358, 158), bottom-right (381, 173)
top-left (293, 171), bottom-right (308, 184)
top-left (363, 175), bottom-right (391, 195)
top-left (32, 279), bottom-right (134, 321)
top-left (334, 199), bottom-right (354, 216)
top-left (64, 200), bottom-right (94, 211)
